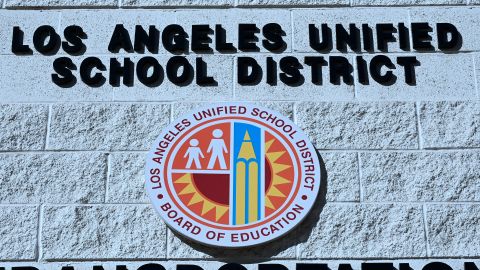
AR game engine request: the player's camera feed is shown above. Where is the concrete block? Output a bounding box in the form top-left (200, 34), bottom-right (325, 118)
top-left (320, 152), bottom-right (360, 202)
top-left (175, 9), bottom-right (292, 53)
top-left (0, 55), bottom-right (113, 102)
top-left (112, 55), bottom-right (234, 102)
top-left (0, 104), bottom-right (48, 150)
top-left (48, 103), bottom-right (170, 151)
top-left (355, 54), bottom-right (476, 101)
top-left (0, 54), bottom-right (233, 102)
top-left (5, 0), bottom-right (117, 7)
top-left (426, 204), bottom-right (480, 257)
top-left (410, 7), bottom-right (480, 52)
top-left (107, 152), bottom-right (148, 203)
top-left (41, 205), bottom-right (167, 260)
top-left (292, 8), bottom-right (409, 53)
top-left (0, 153), bottom-right (106, 203)
top-left (419, 101), bottom-right (480, 148)
top-left (171, 101), bottom-right (294, 120)
top-left (59, 10), bottom-right (175, 55)
top-left (0, 206), bottom-right (38, 260)
top-left (122, 0), bottom-right (233, 7)
top-left (0, 10), bottom-right (60, 55)
top-left (297, 203), bottom-right (426, 258)
top-left (296, 102), bottom-right (418, 149)
top-left (235, 55), bottom-right (354, 101)
top-left (168, 230), bottom-right (296, 259)
top-left (361, 151), bottom-right (480, 202)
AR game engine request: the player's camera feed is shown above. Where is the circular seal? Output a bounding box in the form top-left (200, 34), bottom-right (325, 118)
top-left (145, 103), bottom-right (321, 247)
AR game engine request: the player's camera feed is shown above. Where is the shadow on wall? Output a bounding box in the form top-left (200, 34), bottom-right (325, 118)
top-left (170, 151), bottom-right (328, 263)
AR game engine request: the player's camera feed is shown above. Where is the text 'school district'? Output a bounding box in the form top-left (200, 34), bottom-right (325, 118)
top-left (11, 22), bottom-right (462, 87)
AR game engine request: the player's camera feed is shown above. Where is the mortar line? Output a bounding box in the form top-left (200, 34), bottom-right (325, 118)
top-left (44, 105), bottom-right (52, 150)
top-left (5, 50), bottom-right (480, 57)
top-left (295, 242), bottom-right (299, 259)
top-left (415, 102), bottom-right (423, 149)
top-left (36, 205), bottom-right (43, 263)
top-left (422, 204), bottom-right (431, 257)
top-left (357, 152), bottom-right (363, 202)
top-left (3, 147), bottom-right (480, 154)
top-left (0, 4), bottom-right (472, 9)
top-left (292, 102), bottom-right (298, 124)
top-left (353, 67), bottom-right (357, 99)
top-left (19, 256), bottom-right (480, 262)
top-left (2, 202), bottom-right (477, 207)
top-left (232, 57), bottom-right (236, 99)
top-left (407, 9), bottom-right (413, 53)
top-left (290, 9), bottom-right (295, 53)
top-left (170, 102), bottom-right (175, 122)
top-left (472, 53), bottom-right (479, 100)
top-left (166, 228), bottom-right (170, 259)
top-left (4, 50), bottom-right (480, 56)
top-left (105, 153), bottom-right (111, 203)
top-left (57, 7), bottom-right (62, 30)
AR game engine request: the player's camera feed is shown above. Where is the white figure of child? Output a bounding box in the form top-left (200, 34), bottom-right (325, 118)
top-left (184, 139), bottom-right (204, 169)
top-left (207, 129), bottom-right (228, 169)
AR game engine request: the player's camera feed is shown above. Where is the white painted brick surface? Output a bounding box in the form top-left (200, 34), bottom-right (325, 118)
top-left (419, 101), bottom-right (480, 148)
top-left (48, 103), bottom-right (170, 150)
top-left (0, 206), bottom-right (38, 260)
top-left (355, 54), bottom-right (476, 101)
top-left (297, 204), bottom-right (426, 258)
top-left (361, 151), bottom-right (480, 202)
top-left (296, 102), bottom-right (418, 149)
top-left (0, 152), bottom-right (107, 203)
top-left (0, 5), bottom-right (479, 264)
top-left (41, 205), bottom-right (167, 260)
top-left (0, 104), bottom-right (48, 150)
top-left (426, 204), bottom-right (480, 257)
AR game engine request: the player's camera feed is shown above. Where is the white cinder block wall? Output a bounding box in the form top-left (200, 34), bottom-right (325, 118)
top-left (0, 0), bottom-right (479, 266)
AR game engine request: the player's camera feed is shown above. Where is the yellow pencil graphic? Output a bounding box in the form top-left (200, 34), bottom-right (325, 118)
top-left (234, 130), bottom-right (260, 225)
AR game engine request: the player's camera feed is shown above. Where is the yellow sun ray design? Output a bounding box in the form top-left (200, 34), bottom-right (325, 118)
top-left (265, 138), bottom-right (292, 210)
top-left (174, 174), bottom-right (229, 221)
